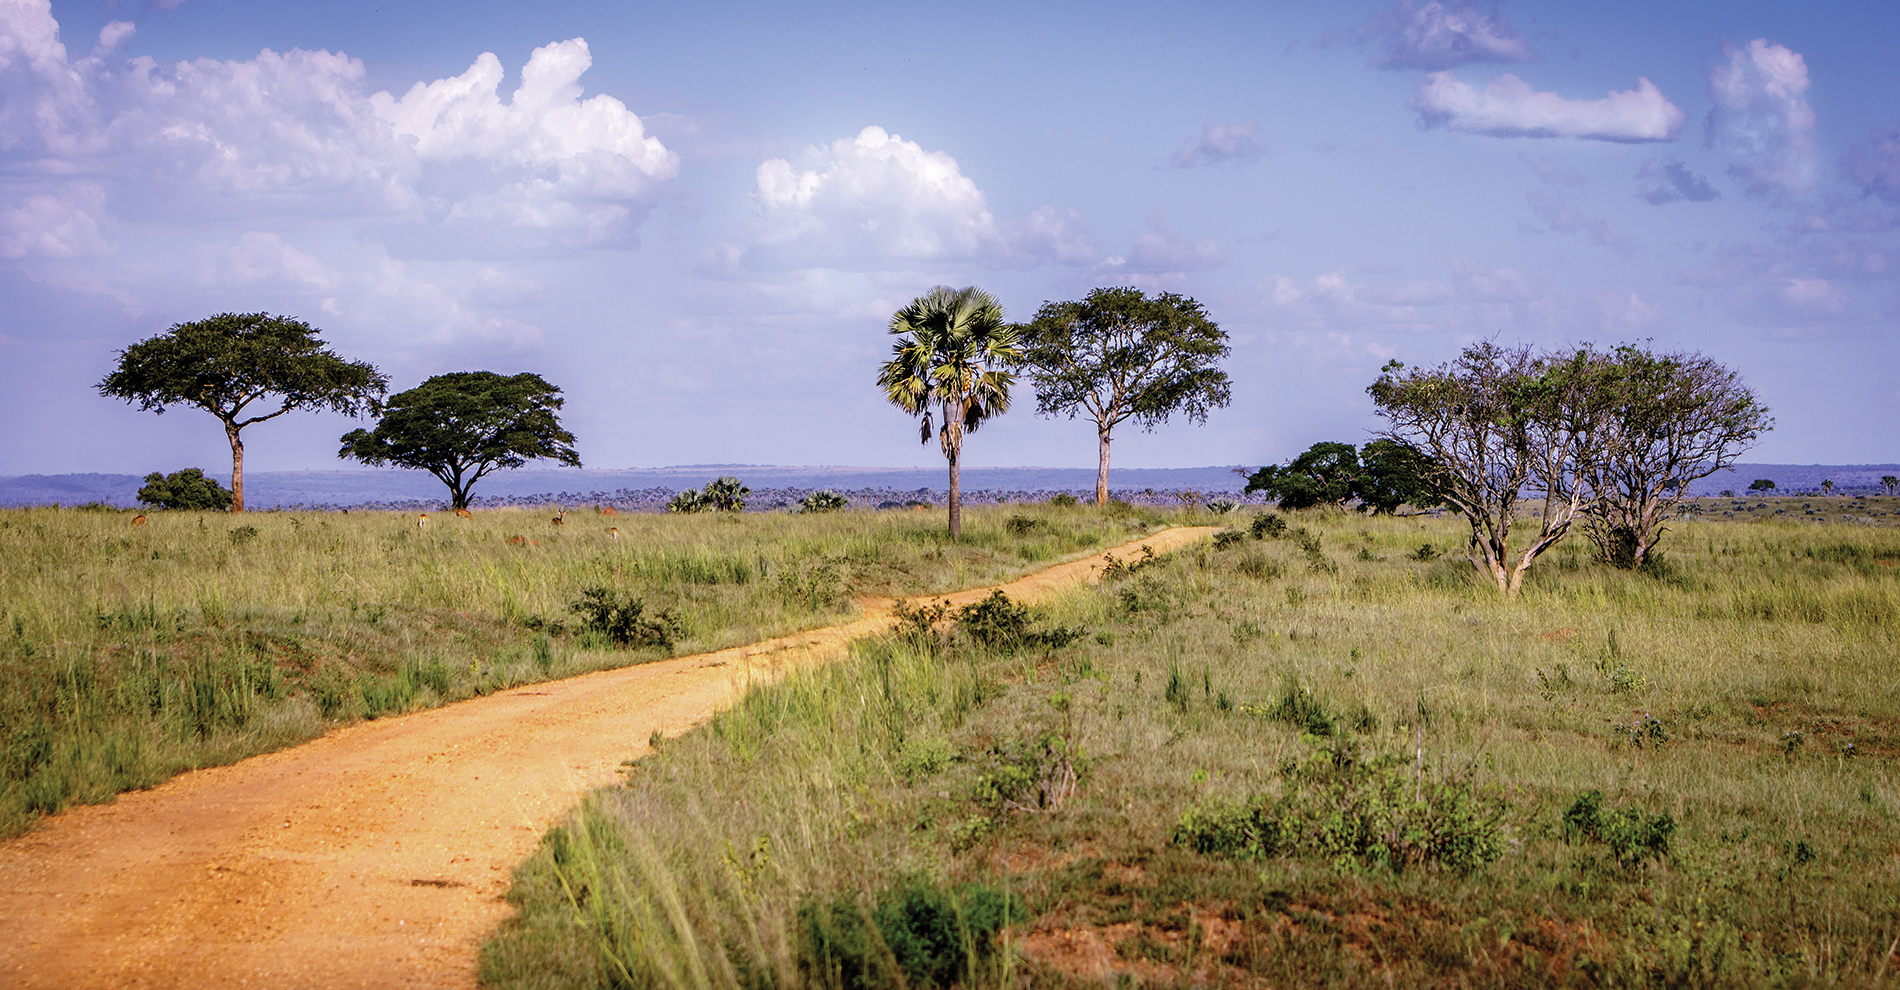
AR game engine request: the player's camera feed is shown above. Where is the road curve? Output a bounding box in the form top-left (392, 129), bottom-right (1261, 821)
top-left (0, 526), bottom-right (1216, 990)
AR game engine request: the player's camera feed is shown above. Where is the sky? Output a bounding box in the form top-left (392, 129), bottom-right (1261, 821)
top-left (3, 0), bottom-right (1898, 478)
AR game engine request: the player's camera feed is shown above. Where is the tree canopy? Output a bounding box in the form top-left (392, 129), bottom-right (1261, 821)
top-left (1367, 343), bottom-right (1606, 595)
top-left (136, 468), bottom-right (232, 511)
top-left (1014, 287), bottom-right (1230, 504)
top-left (1245, 440), bottom-right (1444, 514)
top-left (876, 286), bottom-right (1019, 539)
top-left (98, 313), bottom-right (385, 512)
top-left (337, 371), bottom-right (579, 510)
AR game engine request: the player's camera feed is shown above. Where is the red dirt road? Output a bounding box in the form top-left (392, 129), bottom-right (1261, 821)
top-left (0, 527), bottom-right (1213, 989)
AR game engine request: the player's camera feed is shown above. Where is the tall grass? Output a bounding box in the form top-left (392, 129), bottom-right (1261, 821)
top-left (0, 502), bottom-right (1166, 837)
top-left (485, 506), bottom-right (1900, 989)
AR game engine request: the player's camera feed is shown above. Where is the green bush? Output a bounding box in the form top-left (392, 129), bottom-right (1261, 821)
top-left (136, 468), bottom-right (231, 511)
top-left (1047, 492), bottom-right (1078, 507)
top-left (1211, 529), bottom-right (1244, 550)
top-left (955, 590), bottom-right (1084, 651)
top-left (797, 879), bottom-right (1020, 990)
top-left (567, 586), bottom-right (680, 649)
top-left (667, 476), bottom-right (750, 513)
top-left (1249, 513), bottom-right (1286, 539)
top-left (1174, 745), bottom-right (1509, 875)
top-left (1563, 790), bottom-right (1676, 866)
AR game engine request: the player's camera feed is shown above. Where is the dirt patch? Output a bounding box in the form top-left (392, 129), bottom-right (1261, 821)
top-left (0, 527), bottom-right (1215, 990)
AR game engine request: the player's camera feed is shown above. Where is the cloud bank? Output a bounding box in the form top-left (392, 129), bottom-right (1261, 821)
top-left (1413, 72), bottom-right (1684, 142)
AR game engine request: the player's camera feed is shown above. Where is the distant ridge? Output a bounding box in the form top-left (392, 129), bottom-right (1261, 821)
top-left (2, 463), bottom-right (1893, 509)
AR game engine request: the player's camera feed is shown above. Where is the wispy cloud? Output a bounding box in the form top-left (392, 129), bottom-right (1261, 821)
top-left (1842, 125), bottom-right (1900, 204)
top-left (1521, 190), bottom-right (1633, 254)
top-left (1413, 72), bottom-right (1684, 142)
top-left (1705, 39), bottom-right (1816, 195)
top-left (1353, 0), bottom-right (1535, 72)
top-left (1170, 119), bottom-right (1263, 168)
top-left (1636, 158), bottom-right (1719, 204)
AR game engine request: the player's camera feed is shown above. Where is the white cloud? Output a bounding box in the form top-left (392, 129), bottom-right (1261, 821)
top-left (1356, 0), bottom-right (1535, 71)
top-left (1413, 72), bottom-right (1684, 142)
top-left (1170, 119), bottom-right (1263, 168)
top-left (0, 0), bottom-right (677, 254)
top-left (0, 182), bottom-right (112, 258)
top-left (747, 125), bottom-right (1097, 270)
top-left (1260, 259), bottom-right (1656, 338)
top-left (1705, 39), bottom-right (1815, 195)
top-left (1104, 215), bottom-right (1223, 274)
top-left (192, 232), bottom-right (343, 292)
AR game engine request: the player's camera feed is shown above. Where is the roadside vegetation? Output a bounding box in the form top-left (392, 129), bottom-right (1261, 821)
top-left (0, 502), bottom-right (1169, 838)
top-left (484, 504), bottom-right (1900, 989)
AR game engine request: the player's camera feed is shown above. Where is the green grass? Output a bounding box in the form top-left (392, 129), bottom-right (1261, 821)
top-left (483, 506), bottom-right (1900, 989)
top-left (0, 502), bottom-right (1171, 838)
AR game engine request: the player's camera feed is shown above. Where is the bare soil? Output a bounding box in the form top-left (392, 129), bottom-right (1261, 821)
top-left (0, 526), bottom-right (1214, 989)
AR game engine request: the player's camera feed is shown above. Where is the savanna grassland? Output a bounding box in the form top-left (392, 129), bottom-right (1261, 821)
top-left (0, 502), bottom-right (1169, 838)
top-left (481, 499), bottom-right (1900, 990)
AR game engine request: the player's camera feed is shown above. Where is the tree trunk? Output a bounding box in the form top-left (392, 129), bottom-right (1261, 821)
top-left (947, 443), bottom-right (962, 539)
top-left (1096, 425), bottom-right (1112, 506)
top-left (225, 420), bottom-right (245, 513)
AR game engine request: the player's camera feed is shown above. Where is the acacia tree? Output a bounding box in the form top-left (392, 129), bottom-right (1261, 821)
top-left (877, 286), bottom-right (1019, 539)
top-left (1576, 345), bottom-right (1770, 569)
top-left (1243, 441), bottom-right (1362, 509)
top-left (1014, 288), bottom-right (1230, 505)
top-left (1883, 475), bottom-right (1898, 496)
top-left (1367, 342), bottom-right (1609, 595)
top-left (98, 313), bottom-right (386, 512)
top-left (337, 372), bottom-right (580, 510)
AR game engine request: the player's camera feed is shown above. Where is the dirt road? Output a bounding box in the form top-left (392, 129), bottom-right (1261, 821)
top-left (0, 527), bottom-right (1214, 989)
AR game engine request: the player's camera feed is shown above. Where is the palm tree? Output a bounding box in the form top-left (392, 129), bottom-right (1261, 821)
top-left (877, 286), bottom-right (1020, 538)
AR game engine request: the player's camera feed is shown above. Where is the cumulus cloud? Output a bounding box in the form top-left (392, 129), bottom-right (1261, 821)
top-left (1636, 158), bottom-right (1719, 204)
top-left (1262, 259), bottom-right (1537, 333)
top-left (1413, 72), bottom-right (1684, 142)
top-left (747, 125), bottom-right (1097, 270)
top-left (1170, 118), bottom-right (1263, 168)
top-left (0, 0), bottom-right (677, 254)
top-left (1705, 39), bottom-right (1815, 195)
top-left (1843, 126), bottom-right (1900, 204)
top-left (192, 232), bottom-right (343, 293)
top-left (1351, 0), bottom-right (1534, 71)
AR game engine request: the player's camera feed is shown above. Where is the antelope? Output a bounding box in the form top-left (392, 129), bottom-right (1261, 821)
top-left (454, 507), bottom-right (474, 520)
top-left (131, 513), bottom-right (148, 528)
top-left (418, 513), bottom-right (430, 529)
top-left (550, 508), bottom-right (566, 527)
top-left (505, 534), bottom-right (540, 546)
top-left (608, 526), bottom-right (621, 541)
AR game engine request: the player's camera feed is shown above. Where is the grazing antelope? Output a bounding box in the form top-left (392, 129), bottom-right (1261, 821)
top-left (131, 513), bottom-right (148, 528)
top-left (608, 526), bottom-right (621, 541)
top-left (505, 534), bottom-right (540, 546)
top-left (550, 508), bottom-right (566, 526)
top-left (418, 513), bottom-right (430, 529)
top-left (454, 507), bottom-right (474, 520)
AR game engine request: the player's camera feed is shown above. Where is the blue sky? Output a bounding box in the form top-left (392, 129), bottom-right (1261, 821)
top-left (4, 0), bottom-right (1898, 477)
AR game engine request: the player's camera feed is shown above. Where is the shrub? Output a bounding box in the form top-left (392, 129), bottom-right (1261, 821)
top-left (1563, 790), bottom-right (1676, 866)
top-left (1048, 492), bottom-right (1078, 507)
top-left (1249, 513), bottom-right (1287, 539)
top-left (136, 468), bottom-right (231, 511)
top-left (1004, 515), bottom-right (1041, 535)
top-left (1211, 529), bottom-right (1244, 550)
top-left (1206, 498), bottom-right (1239, 515)
top-left (665, 490), bottom-right (706, 513)
top-left (797, 879), bottom-right (1021, 990)
top-left (1174, 745), bottom-right (1509, 875)
top-left (799, 489), bottom-right (850, 513)
top-left (955, 590), bottom-right (1084, 650)
top-left (566, 586), bottom-right (680, 649)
